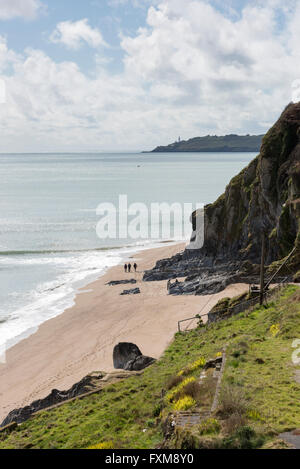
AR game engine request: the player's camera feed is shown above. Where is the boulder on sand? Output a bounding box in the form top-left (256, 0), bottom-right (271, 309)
top-left (107, 279), bottom-right (137, 286)
top-left (113, 343), bottom-right (156, 371)
top-left (125, 355), bottom-right (156, 371)
top-left (120, 288), bottom-right (140, 295)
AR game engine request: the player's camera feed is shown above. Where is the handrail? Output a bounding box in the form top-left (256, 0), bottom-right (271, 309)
top-left (177, 281), bottom-right (288, 332)
top-left (178, 311), bottom-right (208, 332)
top-left (265, 247), bottom-right (296, 289)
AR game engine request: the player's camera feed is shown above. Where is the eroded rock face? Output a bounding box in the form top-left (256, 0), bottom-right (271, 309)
top-left (144, 103), bottom-right (300, 294)
top-left (113, 343), bottom-right (142, 369)
top-left (1, 372), bottom-right (105, 427)
top-left (113, 343), bottom-right (155, 371)
top-left (124, 355), bottom-right (156, 371)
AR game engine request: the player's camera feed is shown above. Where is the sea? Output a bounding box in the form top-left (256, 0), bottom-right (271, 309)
top-left (0, 152), bottom-right (255, 353)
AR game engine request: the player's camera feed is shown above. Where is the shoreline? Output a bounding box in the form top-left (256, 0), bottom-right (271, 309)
top-left (0, 242), bottom-right (249, 423)
top-left (1, 240), bottom-right (182, 355)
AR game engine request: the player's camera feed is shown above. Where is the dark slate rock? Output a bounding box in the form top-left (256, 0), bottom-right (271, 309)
top-left (107, 279), bottom-right (137, 286)
top-left (124, 355), bottom-right (156, 371)
top-left (204, 356), bottom-right (223, 370)
top-left (113, 343), bottom-right (142, 369)
top-left (113, 342), bottom-right (155, 371)
top-left (120, 288), bottom-right (140, 295)
top-left (1, 373), bottom-right (105, 428)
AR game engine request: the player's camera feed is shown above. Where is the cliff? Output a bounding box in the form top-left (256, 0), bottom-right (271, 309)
top-left (144, 103), bottom-right (300, 293)
top-left (150, 134), bottom-right (264, 153)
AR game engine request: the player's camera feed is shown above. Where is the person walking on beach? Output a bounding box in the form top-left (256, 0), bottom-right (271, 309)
top-left (124, 264), bottom-right (128, 273)
top-left (128, 263), bottom-right (132, 273)
top-left (134, 263), bottom-right (137, 272)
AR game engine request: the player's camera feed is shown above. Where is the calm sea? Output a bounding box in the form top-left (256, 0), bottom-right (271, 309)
top-left (0, 152), bottom-right (255, 351)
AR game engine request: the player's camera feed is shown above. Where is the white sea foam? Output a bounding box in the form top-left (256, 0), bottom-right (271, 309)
top-left (0, 240), bottom-right (178, 353)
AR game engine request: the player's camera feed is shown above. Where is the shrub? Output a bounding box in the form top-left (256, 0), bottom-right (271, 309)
top-left (153, 403), bottom-right (163, 417)
top-left (179, 380), bottom-right (202, 401)
top-left (199, 418), bottom-right (221, 435)
top-left (196, 315), bottom-right (205, 328)
top-left (222, 425), bottom-right (264, 449)
top-left (235, 426), bottom-right (257, 448)
top-left (223, 412), bottom-right (247, 434)
top-left (166, 377), bottom-right (196, 403)
top-left (173, 396), bottom-right (196, 411)
top-left (218, 385), bottom-right (249, 418)
top-left (178, 357), bottom-right (206, 377)
top-left (88, 441), bottom-right (114, 449)
top-left (146, 419), bottom-right (156, 428)
top-left (166, 374), bottom-right (184, 390)
top-left (189, 357), bottom-right (206, 371)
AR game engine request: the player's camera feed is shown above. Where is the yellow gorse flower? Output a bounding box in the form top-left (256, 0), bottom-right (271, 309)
top-left (88, 441), bottom-right (114, 450)
top-left (199, 418), bottom-right (220, 435)
top-left (177, 357), bottom-right (206, 377)
top-left (247, 409), bottom-right (264, 421)
top-left (173, 396), bottom-right (196, 411)
top-left (270, 324), bottom-right (280, 337)
top-left (166, 377), bottom-right (196, 402)
top-left (189, 357), bottom-right (206, 371)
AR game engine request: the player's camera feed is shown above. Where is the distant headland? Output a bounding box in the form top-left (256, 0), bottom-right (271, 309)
top-left (147, 134), bottom-right (264, 153)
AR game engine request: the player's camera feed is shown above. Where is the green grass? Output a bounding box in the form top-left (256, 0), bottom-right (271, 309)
top-left (0, 285), bottom-right (299, 449)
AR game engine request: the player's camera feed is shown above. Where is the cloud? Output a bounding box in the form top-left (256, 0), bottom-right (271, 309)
top-left (1, 0), bottom-right (300, 152)
top-left (107, 0), bottom-right (159, 7)
top-left (50, 19), bottom-right (108, 50)
top-left (121, 0), bottom-right (300, 131)
top-left (0, 0), bottom-right (44, 20)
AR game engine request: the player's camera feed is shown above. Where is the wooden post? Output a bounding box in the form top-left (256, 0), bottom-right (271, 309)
top-left (260, 234), bottom-right (265, 305)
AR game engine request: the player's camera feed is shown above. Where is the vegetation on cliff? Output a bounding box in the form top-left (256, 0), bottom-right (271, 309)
top-left (1, 286), bottom-right (299, 449)
top-left (192, 103), bottom-right (300, 274)
top-left (150, 134), bottom-right (264, 153)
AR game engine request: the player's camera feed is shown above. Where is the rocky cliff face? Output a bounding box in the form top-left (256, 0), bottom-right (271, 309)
top-left (200, 102), bottom-right (300, 267)
top-left (1, 372), bottom-right (106, 427)
top-left (144, 103), bottom-right (300, 293)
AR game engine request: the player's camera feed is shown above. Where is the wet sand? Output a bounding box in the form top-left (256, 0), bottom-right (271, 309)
top-left (0, 242), bottom-right (248, 422)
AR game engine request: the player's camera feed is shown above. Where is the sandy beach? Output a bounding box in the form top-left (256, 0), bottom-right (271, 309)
top-left (0, 243), bottom-right (248, 423)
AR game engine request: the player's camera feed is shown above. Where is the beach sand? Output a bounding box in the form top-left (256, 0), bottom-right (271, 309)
top-left (0, 243), bottom-right (248, 423)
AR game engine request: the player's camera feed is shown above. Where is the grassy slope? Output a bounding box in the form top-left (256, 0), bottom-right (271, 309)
top-left (0, 285), bottom-right (299, 449)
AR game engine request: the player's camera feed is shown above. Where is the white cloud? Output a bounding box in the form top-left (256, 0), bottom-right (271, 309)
top-left (1, 0), bottom-right (300, 152)
top-left (0, 0), bottom-right (43, 20)
top-left (0, 78), bottom-right (5, 103)
top-left (50, 19), bottom-right (108, 50)
top-left (107, 0), bottom-right (159, 7)
top-left (121, 0), bottom-right (300, 134)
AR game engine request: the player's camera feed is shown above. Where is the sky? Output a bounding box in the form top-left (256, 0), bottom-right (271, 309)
top-left (0, 0), bottom-right (300, 152)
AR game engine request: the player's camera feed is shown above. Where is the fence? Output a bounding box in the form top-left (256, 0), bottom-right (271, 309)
top-left (177, 282), bottom-right (287, 333)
